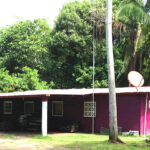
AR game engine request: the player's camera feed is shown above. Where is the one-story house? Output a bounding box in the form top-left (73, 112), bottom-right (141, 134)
top-left (0, 87), bottom-right (149, 136)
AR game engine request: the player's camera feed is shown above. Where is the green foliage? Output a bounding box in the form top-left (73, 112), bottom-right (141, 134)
top-left (142, 58), bottom-right (150, 78)
top-left (0, 19), bottom-right (51, 74)
top-left (0, 0), bottom-right (149, 90)
top-left (49, 0), bottom-right (123, 88)
top-left (0, 67), bottom-right (50, 93)
top-left (0, 68), bottom-right (16, 92)
top-left (17, 67), bottom-right (50, 91)
top-left (117, 0), bottom-right (150, 27)
top-left (50, 0), bottom-right (93, 88)
top-left (115, 0), bottom-right (150, 85)
top-left (140, 25), bottom-right (150, 85)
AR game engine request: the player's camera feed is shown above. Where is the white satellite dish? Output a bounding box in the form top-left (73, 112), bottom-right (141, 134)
top-left (128, 71), bottom-right (144, 91)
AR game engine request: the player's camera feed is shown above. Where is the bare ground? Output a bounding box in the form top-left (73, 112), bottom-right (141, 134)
top-left (0, 132), bottom-right (70, 150)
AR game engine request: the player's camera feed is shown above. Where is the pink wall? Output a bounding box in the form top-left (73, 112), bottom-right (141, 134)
top-left (64, 95), bottom-right (93, 132)
top-left (49, 93), bottom-right (149, 135)
top-left (146, 94), bottom-right (150, 135)
top-left (94, 94), bottom-right (141, 133)
top-left (140, 94), bottom-right (150, 135)
top-left (117, 94), bottom-right (141, 133)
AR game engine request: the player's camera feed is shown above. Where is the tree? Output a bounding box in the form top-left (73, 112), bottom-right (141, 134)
top-left (117, 0), bottom-right (150, 72)
top-left (90, 0), bottom-right (126, 87)
top-left (106, 0), bottom-right (119, 143)
top-left (50, 0), bottom-right (93, 88)
top-left (0, 68), bottom-right (16, 93)
top-left (141, 24), bottom-right (150, 85)
top-left (16, 67), bottom-right (50, 91)
top-left (0, 19), bottom-right (51, 78)
top-left (49, 0), bottom-right (123, 88)
top-left (0, 67), bottom-right (50, 93)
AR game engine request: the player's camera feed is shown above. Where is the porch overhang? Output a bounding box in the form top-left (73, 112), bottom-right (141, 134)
top-left (0, 90), bottom-right (51, 99)
top-left (0, 87), bottom-right (149, 99)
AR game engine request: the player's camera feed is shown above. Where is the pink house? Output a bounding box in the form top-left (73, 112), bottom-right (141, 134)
top-left (0, 87), bottom-right (149, 136)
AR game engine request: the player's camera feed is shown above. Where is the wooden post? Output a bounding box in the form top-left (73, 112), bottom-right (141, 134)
top-left (42, 97), bottom-right (48, 136)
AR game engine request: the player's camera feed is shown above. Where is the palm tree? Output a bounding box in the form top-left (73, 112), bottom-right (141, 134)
top-left (117, 0), bottom-right (150, 73)
top-left (106, 0), bottom-right (119, 143)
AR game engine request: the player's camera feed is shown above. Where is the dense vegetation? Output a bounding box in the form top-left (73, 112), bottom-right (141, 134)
top-left (0, 0), bottom-right (149, 92)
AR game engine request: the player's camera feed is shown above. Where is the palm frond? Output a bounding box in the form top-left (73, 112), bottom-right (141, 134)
top-left (134, 0), bottom-right (145, 7)
top-left (117, 2), bottom-right (150, 25)
top-left (145, 0), bottom-right (150, 12)
top-left (116, 48), bottom-right (132, 80)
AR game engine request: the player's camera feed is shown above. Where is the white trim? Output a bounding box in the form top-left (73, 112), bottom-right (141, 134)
top-left (42, 101), bottom-right (48, 136)
top-left (0, 87), bottom-right (150, 98)
top-left (4, 101), bottom-right (12, 114)
top-left (52, 101), bottom-right (63, 117)
top-left (24, 101), bottom-right (34, 114)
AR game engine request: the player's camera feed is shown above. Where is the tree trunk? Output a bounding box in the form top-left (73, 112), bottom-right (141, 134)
top-left (139, 53), bottom-right (143, 72)
top-left (106, 0), bottom-right (119, 143)
top-left (130, 23), bottom-right (142, 71)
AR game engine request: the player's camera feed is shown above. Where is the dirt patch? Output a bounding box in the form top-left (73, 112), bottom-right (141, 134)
top-left (0, 138), bottom-right (52, 150)
top-left (0, 132), bottom-right (70, 150)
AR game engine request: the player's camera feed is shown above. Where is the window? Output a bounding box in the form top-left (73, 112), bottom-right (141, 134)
top-left (84, 102), bottom-right (96, 117)
top-left (24, 101), bottom-right (34, 114)
top-left (52, 101), bottom-right (63, 116)
top-left (4, 101), bottom-right (12, 114)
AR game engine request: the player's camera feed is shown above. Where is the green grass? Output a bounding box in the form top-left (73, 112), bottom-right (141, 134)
top-left (31, 133), bottom-right (150, 150)
top-left (3, 134), bottom-right (15, 139)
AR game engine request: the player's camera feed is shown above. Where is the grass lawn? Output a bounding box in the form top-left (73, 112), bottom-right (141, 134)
top-left (31, 133), bottom-right (150, 150)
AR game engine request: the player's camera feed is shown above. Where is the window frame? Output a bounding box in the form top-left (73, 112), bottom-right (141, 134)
top-left (52, 101), bottom-right (63, 117)
top-left (24, 101), bottom-right (35, 114)
top-left (84, 101), bottom-right (96, 117)
top-left (4, 101), bottom-right (13, 115)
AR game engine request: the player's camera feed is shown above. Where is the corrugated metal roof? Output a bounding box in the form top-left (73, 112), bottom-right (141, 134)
top-left (0, 87), bottom-right (149, 98)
